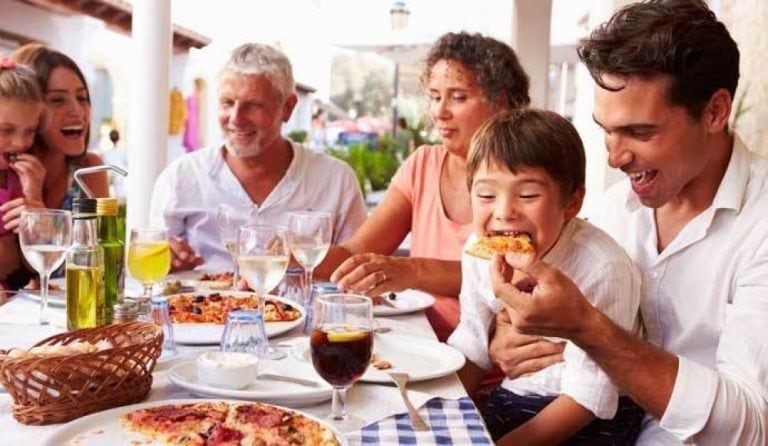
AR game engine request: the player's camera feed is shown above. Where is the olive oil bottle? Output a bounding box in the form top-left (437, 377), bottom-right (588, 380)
top-left (66, 198), bottom-right (105, 330)
top-left (97, 198), bottom-right (124, 324)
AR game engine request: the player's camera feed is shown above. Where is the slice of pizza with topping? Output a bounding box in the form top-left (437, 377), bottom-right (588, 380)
top-left (120, 402), bottom-right (229, 445)
top-left (465, 231), bottom-right (536, 260)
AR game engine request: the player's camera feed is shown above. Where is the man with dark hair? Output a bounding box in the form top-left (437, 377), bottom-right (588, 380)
top-left (489, 1), bottom-right (768, 444)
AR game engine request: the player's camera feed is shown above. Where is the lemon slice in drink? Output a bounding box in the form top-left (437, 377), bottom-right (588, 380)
top-left (137, 241), bottom-right (169, 260)
top-left (327, 330), bottom-right (368, 343)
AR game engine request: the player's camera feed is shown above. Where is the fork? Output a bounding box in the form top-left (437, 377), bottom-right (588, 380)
top-left (388, 372), bottom-right (429, 431)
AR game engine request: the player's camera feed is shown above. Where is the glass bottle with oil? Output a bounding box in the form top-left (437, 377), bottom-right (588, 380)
top-left (97, 198), bottom-right (124, 324)
top-left (66, 198), bottom-right (105, 330)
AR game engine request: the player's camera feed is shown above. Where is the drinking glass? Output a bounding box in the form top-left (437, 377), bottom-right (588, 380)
top-left (151, 296), bottom-right (176, 353)
top-left (238, 224), bottom-right (289, 359)
top-left (310, 293), bottom-right (373, 427)
top-left (287, 211), bottom-right (332, 306)
top-left (220, 310), bottom-right (268, 358)
top-left (216, 204), bottom-right (258, 290)
top-left (19, 209), bottom-right (72, 325)
top-left (127, 227), bottom-right (171, 300)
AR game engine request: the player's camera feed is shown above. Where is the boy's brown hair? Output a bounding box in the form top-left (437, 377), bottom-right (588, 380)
top-left (466, 109), bottom-right (585, 202)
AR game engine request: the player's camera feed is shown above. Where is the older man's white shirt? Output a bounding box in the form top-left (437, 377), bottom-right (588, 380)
top-left (593, 136), bottom-right (768, 445)
top-left (149, 141), bottom-right (366, 270)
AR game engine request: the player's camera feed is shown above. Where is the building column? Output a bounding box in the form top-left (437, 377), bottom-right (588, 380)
top-left (126, 0), bottom-right (171, 228)
top-left (510, 0), bottom-right (552, 108)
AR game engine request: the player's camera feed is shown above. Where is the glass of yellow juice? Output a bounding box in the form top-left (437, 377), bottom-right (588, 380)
top-left (127, 227), bottom-right (171, 299)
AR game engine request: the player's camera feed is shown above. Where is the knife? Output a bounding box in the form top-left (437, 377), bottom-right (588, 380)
top-left (257, 373), bottom-right (322, 388)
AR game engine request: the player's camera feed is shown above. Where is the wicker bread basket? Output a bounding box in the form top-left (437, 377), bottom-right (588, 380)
top-left (0, 322), bottom-right (162, 425)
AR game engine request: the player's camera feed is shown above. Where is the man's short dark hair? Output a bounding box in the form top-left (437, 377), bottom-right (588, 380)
top-left (467, 109), bottom-right (585, 202)
top-left (578, 0), bottom-right (739, 118)
top-left (423, 32), bottom-right (530, 109)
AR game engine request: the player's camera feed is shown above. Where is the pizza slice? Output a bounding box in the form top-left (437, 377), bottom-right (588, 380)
top-left (120, 402), bottom-right (230, 445)
top-left (227, 403), bottom-right (340, 446)
top-left (465, 232), bottom-right (536, 260)
top-left (198, 272), bottom-right (235, 290)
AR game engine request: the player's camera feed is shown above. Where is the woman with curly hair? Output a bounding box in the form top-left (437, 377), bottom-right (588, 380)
top-left (327, 32), bottom-right (530, 341)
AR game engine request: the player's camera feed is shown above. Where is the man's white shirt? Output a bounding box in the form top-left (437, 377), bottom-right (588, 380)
top-left (594, 136), bottom-right (768, 445)
top-left (149, 141), bottom-right (366, 271)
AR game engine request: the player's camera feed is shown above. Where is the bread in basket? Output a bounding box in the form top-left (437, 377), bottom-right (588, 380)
top-left (0, 322), bottom-right (162, 425)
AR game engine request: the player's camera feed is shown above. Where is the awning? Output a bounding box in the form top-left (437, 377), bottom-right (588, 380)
top-left (19, 0), bottom-right (211, 52)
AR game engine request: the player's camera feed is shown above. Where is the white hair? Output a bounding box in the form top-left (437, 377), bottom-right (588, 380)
top-left (221, 43), bottom-right (295, 100)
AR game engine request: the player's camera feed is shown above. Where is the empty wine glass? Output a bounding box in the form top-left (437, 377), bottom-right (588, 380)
top-left (19, 209), bottom-right (72, 325)
top-left (238, 224), bottom-right (289, 360)
top-left (216, 204), bottom-right (258, 289)
top-left (127, 227), bottom-right (171, 301)
top-left (287, 211), bottom-right (332, 305)
top-left (310, 293), bottom-right (373, 428)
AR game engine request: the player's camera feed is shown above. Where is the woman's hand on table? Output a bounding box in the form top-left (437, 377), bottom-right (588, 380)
top-left (489, 310), bottom-right (565, 379)
top-left (330, 253), bottom-right (415, 297)
top-left (169, 237), bottom-right (205, 272)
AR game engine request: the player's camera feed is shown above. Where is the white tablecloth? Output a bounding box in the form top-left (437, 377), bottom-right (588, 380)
top-left (0, 293), bottom-right (470, 444)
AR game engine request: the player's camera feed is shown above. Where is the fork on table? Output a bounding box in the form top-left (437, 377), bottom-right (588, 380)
top-left (388, 372), bottom-right (429, 431)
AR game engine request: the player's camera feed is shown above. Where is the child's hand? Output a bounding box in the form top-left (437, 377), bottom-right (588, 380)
top-left (0, 196), bottom-right (45, 233)
top-left (9, 153), bottom-right (45, 201)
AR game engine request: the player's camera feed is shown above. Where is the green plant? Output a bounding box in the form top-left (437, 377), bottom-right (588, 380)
top-left (287, 129), bottom-right (308, 143)
top-left (326, 137), bottom-right (401, 195)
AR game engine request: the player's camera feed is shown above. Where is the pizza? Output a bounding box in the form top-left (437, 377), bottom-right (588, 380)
top-left (198, 272), bottom-right (235, 290)
top-left (120, 401), bottom-right (340, 445)
top-left (465, 232), bottom-right (536, 260)
top-left (167, 293), bottom-right (301, 324)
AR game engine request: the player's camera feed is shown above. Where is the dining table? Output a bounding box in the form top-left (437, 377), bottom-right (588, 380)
top-left (0, 288), bottom-right (493, 445)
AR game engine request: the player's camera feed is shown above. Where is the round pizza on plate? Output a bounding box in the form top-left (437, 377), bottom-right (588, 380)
top-left (120, 401), bottom-right (341, 445)
top-left (167, 293), bottom-right (301, 324)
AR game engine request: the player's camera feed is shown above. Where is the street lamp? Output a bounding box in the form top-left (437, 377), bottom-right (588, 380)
top-left (390, 1), bottom-right (409, 134)
top-left (390, 1), bottom-right (410, 31)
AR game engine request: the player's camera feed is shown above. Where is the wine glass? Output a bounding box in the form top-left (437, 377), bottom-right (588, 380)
top-left (237, 224), bottom-right (289, 360)
top-left (19, 209), bottom-right (72, 325)
top-left (127, 227), bottom-right (171, 301)
top-left (310, 293), bottom-right (373, 428)
top-left (287, 211), bottom-right (332, 304)
top-left (216, 204), bottom-right (258, 290)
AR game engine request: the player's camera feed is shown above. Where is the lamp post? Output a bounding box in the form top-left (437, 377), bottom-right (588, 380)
top-left (390, 1), bottom-right (409, 135)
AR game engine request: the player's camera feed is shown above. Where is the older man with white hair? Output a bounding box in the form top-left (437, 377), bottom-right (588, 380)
top-left (150, 43), bottom-right (366, 271)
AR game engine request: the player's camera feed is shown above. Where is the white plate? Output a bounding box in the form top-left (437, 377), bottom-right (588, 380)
top-left (168, 357), bottom-right (332, 407)
top-left (293, 333), bottom-right (465, 383)
top-left (170, 292), bottom-right (305, 345)
top-left (373, 289), bottom-right (435, 317)
top-left (43, 398), bottom-right (347, 446)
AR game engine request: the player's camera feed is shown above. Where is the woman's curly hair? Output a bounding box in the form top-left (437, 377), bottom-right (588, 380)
top-left (578, 0), bottom-right (739, 118)
top-left (423, 32), bottom-right (530, 109)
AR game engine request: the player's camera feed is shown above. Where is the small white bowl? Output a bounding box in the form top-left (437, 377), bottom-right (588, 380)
top-left (196, 351), bottom-right (258, 390)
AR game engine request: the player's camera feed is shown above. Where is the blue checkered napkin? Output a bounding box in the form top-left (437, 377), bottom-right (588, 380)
top-left (347, 397), bottom-right (493, 445)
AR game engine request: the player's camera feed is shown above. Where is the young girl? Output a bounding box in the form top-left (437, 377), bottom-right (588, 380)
top-left (0, 57), bottom-right (46, 289)
top-left (13, 44), bottom-right (108, 210)
top-left (448, 109), bottom-right (644, 445)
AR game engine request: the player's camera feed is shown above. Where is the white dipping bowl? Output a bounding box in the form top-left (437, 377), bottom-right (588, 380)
top-left (196, 351), bottom-right (258, 390)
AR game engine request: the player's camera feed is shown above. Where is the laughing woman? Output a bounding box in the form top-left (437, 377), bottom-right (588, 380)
top-left (13, 44), bottom-right (108, 210)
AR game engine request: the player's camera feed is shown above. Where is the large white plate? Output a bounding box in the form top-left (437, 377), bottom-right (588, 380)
top-left (43, 398), bottom-right (347, 446)
top-left (168, 357), bottom-right (332, 407)
top-left (373, 289), bottom-right (435, 317)
top-left (293, 333), bottom-right (465, 383)
top-left (170, 292), bottom-right (305, 345)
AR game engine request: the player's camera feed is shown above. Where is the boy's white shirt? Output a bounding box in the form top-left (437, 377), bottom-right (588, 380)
top-left (447, 218), bottom-right (642, 419)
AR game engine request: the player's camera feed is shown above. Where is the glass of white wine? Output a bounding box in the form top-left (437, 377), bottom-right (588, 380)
top-left (127, 227), bottom-right (171, 300)
top-left (216, 204), bottom-right (258, 290)
top-left (287, 211), bottom-right (332, 305)
top-left (237, 224), bottom-right (289, 360)
top-left (19, 209), bottom-right (72, 325)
